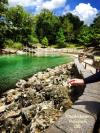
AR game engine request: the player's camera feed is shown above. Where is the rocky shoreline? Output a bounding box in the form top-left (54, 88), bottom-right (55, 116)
top-left (0, 63), bottom-right (74, 133)
top-left (0, 48), bottom-right (83, 56)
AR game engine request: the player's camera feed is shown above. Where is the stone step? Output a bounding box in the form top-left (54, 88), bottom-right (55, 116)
top-left (45, 125), bottom-right (64, 133)
top-left (54, 109), bottom-right (95, 133)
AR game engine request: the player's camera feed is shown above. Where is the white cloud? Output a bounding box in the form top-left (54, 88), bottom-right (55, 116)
top-left (8, 0), bottom-right (66, 12)
top-left (42, 0), bottom-right (66, 10)
top-left (8, 0), bottom-right (43, 7)
top-left (71, 3), bottom-right (98, 26)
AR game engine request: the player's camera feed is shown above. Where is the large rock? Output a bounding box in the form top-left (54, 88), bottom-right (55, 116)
top-left (0, 105), bottom-right (6, 113)
top-left (16, 79), bottom-right (26, 88)
top-left (42, 72), bottom-right (50, 79)
top-left (37, 72), bottom-right (43, 80)
top-left (28, 76), bottom-right (37, 84)
top-left (5, 110), bottom-right (20, 119)
top-left (49, 70), bottom-right (55, 76)
top-left (30, 102), bottom-right (62, 133)
top-left (5, 89), bottom-right (21, 104)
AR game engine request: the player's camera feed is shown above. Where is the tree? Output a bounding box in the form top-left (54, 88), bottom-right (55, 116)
top-left (0, 0), bottom-right (8, 47)
top-left (36, 9), bottom-right (60, 44)
top-left (91, 14), bottom-right (100, 47)
top-left (66, 13), bottom-right (83, 42)
top-left (41, 36), bottom-right (48, 47)
top-left (59, 13), bottom-right (83, 43)
top-left (77, 25), bottom-right (95, 46)
top-left (56, 28), bottom-right (65, 48)
top-left (0, 0), bottom-right (8, 17)
top-left (28, 35), bottom-right (39, 44)
top-left (66, 13), bottom-right (83, 31)
top-left (92, 14), bottom-right (100, 31)
top-left (6, 5), bottom-right (35, 44)
top-left (59, 16), bottom-right (73, 42)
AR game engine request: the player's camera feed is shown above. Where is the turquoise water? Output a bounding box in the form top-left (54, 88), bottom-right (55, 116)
top-left (0, 55), bottom-right (73, 92)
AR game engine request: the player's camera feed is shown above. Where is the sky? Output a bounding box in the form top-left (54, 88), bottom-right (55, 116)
top-left (8, 0), bottom-right (100, 26)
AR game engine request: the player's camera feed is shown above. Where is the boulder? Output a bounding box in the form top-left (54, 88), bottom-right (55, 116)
top-left (5, 90), bottom-right (21, 104)
top-left (5, 110), bottom-right (20, 118)
top-left (16, 79), bottom-right (26, 88)
top-left (37, 72), bottom-right (43, 80)
top-left (6, 94), bottom-right (14, 104)
top-left (28, 76), bottom-right (37, 84)
top-left (49, 70), bottom-right (55, 76)
top-left (42, 72), bottom-right (50, 79)
top-left (0, 105), bottom-right (6, 113)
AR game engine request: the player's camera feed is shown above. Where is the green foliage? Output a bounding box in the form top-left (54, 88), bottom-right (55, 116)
top-left (91, 14), bottom-right (100, 46)
top-left (59, 13), bottom-right (83, 43)
top-left (66, 44), bottom-right (77, 48)
top-left (4, 39), bottom-right (22, 49)
top-left (4, 39), bottom-right (14, 48)
top-left (0, 3), bottom-right (99, 49)
top-left (0, 21), bottom-right (8, 47)
top-left (77, 26), bottom-right (95, 46)
top-left (66, 13), bottom-right (83, 31)
top-left (60, 16), bottom-right (73, 42)
top-left (6, 5), bottom-right (35, 43)
top-left (92, 15), bottom-right (100, 33)
top-left (41, 37), bottom-right (48, 46)
top-left (6, 6), bottom-right (28, 27)
top-left (95, 34), bottom-right (100, 45)
top-left (36, 9), bottom-right (59, 44)
top-left (0, 0), bottom-right (8, 17)
top-left (56, 28), bottom-right (65, 48)
top-left (28, 35), bottom-right (39, 43)
top-left (13, 42), bottom-right (22, 50)
top-left (0, 0), bottom-right (8, 46)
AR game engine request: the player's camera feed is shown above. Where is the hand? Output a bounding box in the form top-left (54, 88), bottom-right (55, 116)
top-left (68, 78), bottom-right (85, 86)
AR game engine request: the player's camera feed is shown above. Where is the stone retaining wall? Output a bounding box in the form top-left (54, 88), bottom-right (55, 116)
top-left (46, 59), bottom-right (100, 133)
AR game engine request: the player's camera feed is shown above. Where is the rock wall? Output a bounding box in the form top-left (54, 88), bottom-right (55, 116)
top-left (0, 63), bottom-right (74, 133)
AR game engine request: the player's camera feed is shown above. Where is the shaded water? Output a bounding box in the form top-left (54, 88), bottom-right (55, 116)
top-left (0, 55), bottom-right (73, 91)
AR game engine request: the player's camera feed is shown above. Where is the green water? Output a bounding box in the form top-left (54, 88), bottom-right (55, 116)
top-left (0, 55), bottom-right (73, 92)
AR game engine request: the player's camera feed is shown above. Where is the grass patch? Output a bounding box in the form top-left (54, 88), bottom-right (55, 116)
top-left (50, 43), bottom-right (84, 49)
top-left (94, 56), bottom-right (100, 60)
top-left (4, 40), bottom-right (23, 50)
